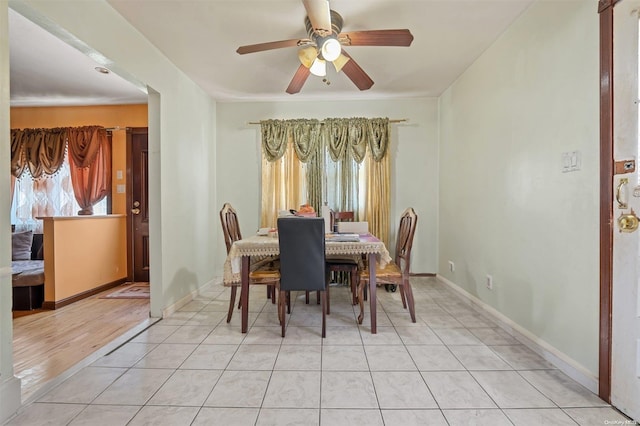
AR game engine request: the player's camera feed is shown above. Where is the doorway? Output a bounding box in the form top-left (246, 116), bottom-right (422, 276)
top-left (127, 128), bottom-right (150, 283)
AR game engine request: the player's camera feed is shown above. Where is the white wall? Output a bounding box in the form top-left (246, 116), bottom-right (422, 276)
top-left (215, 99), bottom-right (438, 277)
top-left (1, 1), bottom-right (218, 418)
top-left (438, 0), bottom-right (599, 382)
top-left (7, 0), bottom-right (218, 317)
top-left (0, 1), bottom-right (22, 423)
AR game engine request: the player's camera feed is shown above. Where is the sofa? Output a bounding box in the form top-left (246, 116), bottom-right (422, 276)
top-left (11, 230), bottom-right (45, 310)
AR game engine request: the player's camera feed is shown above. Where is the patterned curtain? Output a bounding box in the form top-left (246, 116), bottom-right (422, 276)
top-left (260, 119), bottom-right (324, 216)
top-left (260, 117), bottom-right (391, 244)
top-left (11, 128), bottom-right (67, 178)
top-left (260, 140), bottom-right (306, 228)
top-left (66, 126), bottom-right (112, 215)
top-left (10, 126), bottom-right (110, 229)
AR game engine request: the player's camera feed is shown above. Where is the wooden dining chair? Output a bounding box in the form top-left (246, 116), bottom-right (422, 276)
top-left (277, 217), bottom-right (329, 338)
top-left (357, 207), bottom-right (418, 324)
top-left (327, 210), bottom-right (360, 305)
top-left (219, 203), bottom-right (279, 323)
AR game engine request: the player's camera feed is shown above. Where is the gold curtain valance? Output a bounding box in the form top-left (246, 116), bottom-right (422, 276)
top-left (260, 117), bottom-right (390, 164)
top-left (10, 126), bottom-right (107, 179)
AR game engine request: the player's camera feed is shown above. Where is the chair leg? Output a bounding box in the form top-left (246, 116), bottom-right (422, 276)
top-left (279, 289), bottom-right (286, 337)
top-left (287, 291), bottom-right (291, 314)
top-left (350, 270), bottom-right (357, 305)
top-left (227, 286), bottom-right (237, 323)
top-left (271, 285), bottom-right (276, 304)
top-left (237, 287), bottom-right (242, 309)
top-left (357, 279), bottom-right (366, 324)
top-left (321, 291), bottom-right (327, 338)
top-left (305, 291), bottom-right (310, 304)
top-left (398, 282), bottom-right (408, 309)
top-left (326, 285), bottom-right (330, 315)
top-left (316, 291), bottom-right (320, 305)
top-left (404, 278), bottom-right (417, 323)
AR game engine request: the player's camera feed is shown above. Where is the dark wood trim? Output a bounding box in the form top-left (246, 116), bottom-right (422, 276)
top-left (42, 278), bottom-right (126, 310)
top-left (125, 128), bottom-right (148, 282)
top-left (598, 0), bottom-right (616, 403)
top-left (126, 128), bottom-right (134, 282)
top-left (410, 273), bottom-right (436, 277)
top-left (106, 131), bottom-right (113, 214)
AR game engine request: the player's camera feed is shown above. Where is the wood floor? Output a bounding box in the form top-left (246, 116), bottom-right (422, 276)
top-left (12, 286), bottom-right (150, 402)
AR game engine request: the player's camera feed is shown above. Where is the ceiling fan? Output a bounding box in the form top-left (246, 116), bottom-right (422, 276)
top-left (236, 0), bottom-right (414, 94)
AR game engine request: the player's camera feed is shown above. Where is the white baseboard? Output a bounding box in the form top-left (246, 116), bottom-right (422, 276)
top-left (0, 376), bottom-right (21, 425)
top-left (161, 278), bottom-right (216, 318)
top-left (436, 274), bottom-right (599, 394)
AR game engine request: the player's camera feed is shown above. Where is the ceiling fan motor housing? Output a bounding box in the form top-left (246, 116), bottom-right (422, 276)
top-left (305, 10), bottom-right (343, 60)
top-left (305, 10), bottom-right (343, 39)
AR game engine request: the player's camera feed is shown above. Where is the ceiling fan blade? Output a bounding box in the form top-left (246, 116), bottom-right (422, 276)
top-left (339, 29), bottom-right (414, 47)
top-left (286, 64), bottom-right (312, 94)
top-left (237, 39), bottom-right (309, 55)
top-left (303, 0), bottom-right (332, 36)
top-left (340, 50), bottom-right (374, 91)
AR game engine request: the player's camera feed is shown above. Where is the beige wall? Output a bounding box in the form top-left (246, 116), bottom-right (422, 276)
top-left (10, 104), bottom-right (148, 215)
top-left (215, 99), bottom-right (439, 279)
top-left (438, 0), bottom-right (599, 388)
top-left (42, 216), bottom-right (127, 303)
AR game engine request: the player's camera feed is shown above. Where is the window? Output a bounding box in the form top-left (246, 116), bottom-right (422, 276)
top-left (11, 156), bottom-right (108, 233)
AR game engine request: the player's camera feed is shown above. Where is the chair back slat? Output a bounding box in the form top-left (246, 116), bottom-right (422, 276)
top-left (394, 208), bottom-right (418, 272)
top-left (220, 203), bottom-right (243, 254)
top-left (277, 217), bottom-right (327, 292)
top-left (330, 210), bottom-right (354, 231)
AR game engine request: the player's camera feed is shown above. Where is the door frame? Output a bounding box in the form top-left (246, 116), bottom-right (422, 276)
top-left (598, 0), bottom-right (616, 402)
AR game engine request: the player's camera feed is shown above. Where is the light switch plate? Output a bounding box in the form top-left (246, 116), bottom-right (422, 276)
top-left (116, 184), bottom-right (126, 194)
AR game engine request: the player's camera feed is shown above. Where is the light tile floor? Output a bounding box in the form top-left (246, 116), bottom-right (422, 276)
top-left (5, 277), bottom-right (635, 426)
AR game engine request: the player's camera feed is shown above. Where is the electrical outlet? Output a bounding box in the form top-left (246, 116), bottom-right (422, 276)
top-left (448, 261), bottom-right (455, 272)
top-left (486, 275), bottom-right (493, 290)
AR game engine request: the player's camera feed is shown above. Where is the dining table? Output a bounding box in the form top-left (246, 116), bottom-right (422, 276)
top-left (224, 232), bottom-right (391, 334)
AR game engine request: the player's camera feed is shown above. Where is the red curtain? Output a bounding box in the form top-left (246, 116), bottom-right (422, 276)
top-left (67, 126), bottom-right (111, 215)
top-left (10, 174), bottom-right (16, 207)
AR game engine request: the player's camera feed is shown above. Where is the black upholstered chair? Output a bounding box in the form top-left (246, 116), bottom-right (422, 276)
top-left (277, 217), bottom-right (329, 338)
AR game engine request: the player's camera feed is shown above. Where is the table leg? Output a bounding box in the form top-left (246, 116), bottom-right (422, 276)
top-left (241, 256), bottom-right (250, 333)
top-left (368, 252), bottom-right (377, 334)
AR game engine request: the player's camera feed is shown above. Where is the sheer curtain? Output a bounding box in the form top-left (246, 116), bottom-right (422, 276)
top-left (11, 158), bottom-right (106, 233)
top-left (260, 140), bottom-right (306, 228)
top-left (260, 117), bottom-right (391, 245)
top-left (10, 126), bottom-right (109, 232)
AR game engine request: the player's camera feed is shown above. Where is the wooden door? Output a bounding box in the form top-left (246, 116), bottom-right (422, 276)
top-left (127, 128), bottom-right (149, 283)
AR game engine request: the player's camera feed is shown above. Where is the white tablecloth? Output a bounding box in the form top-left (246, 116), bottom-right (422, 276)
top-left (223, 234), bottom-right (391, 285)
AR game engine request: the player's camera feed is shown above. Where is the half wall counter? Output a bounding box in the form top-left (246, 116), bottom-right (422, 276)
top-left (39, 215), bottom-right (127, 309)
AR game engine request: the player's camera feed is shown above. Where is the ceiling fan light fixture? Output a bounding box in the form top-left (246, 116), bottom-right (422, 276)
top-left (298, 46), bottom-right (318, 68)
top-left (320, 37), bottom-right (341, 62)
top-left (309, 58), bottom-right (327, 77)
top-left (332, 53), bottom-right (350, 73)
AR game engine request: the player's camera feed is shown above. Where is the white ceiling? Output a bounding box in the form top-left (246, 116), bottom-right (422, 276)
top-left (9, 0), bottom-right (535, 106)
